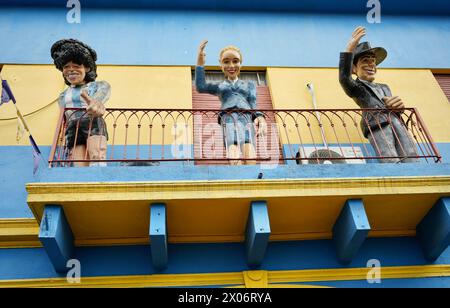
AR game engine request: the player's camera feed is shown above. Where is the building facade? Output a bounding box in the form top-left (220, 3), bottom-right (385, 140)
top-left (1, 0), bottom-right (450, 288)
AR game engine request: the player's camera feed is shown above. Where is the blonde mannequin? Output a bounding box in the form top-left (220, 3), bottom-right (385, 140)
top-left (195, 40), bottom-right (267, 165)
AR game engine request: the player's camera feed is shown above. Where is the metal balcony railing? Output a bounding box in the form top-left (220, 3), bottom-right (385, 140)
top-left (48, 107), bottom-right (441, 167)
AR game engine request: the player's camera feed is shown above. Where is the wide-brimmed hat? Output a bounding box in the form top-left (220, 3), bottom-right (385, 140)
top-left (353, 41), bottom-right (387, 65)
top-left (51, 39), bottom-right (97, 85)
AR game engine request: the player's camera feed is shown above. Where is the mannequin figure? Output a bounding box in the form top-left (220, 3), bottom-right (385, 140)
top-left (195, 40), bottom-right (267, 165)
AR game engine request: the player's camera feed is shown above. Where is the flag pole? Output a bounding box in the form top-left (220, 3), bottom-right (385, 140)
top-left (2, 78), bottom-right (44, 174)
top-left (2, 78), bottom-right (33, 136)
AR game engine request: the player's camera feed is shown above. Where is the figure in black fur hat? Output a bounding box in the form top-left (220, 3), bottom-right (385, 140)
top-left (339, 27), bottom-right (418, 163)
top-left (51, 39), bottom-right (111, 167)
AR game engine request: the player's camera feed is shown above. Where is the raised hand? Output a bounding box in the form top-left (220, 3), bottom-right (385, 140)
top-left (383, 96), bottom-right (405, 110)
top-left (197, 40), bottom-right (208, 66)
top-left (81, 91), bottom-right (105, 117)
top-left (346, 26), bottom-right (366, 52)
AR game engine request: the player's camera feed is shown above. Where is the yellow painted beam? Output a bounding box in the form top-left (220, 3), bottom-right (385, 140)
top-left (243, 270), bottom-right (268, 288)
top-left (0, 223), bottom-right (418, 248)
top-left (0, 218), bottom-right (41, 248)
top-left (21, 176), bottom-right (450, 246)
top-left (269, 265), bottom-right (450, 284)
top-left (0, 265), bottom-right (448, 288)
top-left (26, 176), bottom-right (450, 202)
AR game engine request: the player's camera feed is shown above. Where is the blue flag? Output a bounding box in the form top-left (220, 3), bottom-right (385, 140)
top-left (29, 135), bottom-right (42, 175)
top-left (1, 83), bottom-right (11, 105)
top-left (1, 78), bottom-right (42, 174)
top-left (1, 79), bottom-right (16, 105)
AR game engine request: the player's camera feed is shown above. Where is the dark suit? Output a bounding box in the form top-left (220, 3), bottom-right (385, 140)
top-left (339, 52), bottom-right (418, 162)
top-left (339, 52), bottom-right (395, 137)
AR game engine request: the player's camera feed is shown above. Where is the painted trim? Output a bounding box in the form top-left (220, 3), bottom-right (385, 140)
top-left (5, 175), bottom-right (449, 247)
top-left (0, 218), bottom-right (41, 248)
top-left (269, 265), bottom-right (450, 284)
top-left (230, 284), bottom-right (331, 288)
top-left (243, 270), bottom-right (269, 288)
top-left (266, 284), bottom-right (330, 288)
top-left (0, 225), bottom-right (418, 248)
top-left (26, 176), bottom-right (450, 203)
top-left (0, 265), bottom-right (449, 288)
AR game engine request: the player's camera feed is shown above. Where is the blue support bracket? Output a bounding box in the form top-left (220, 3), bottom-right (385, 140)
top-left (38, 204), bottom-right (74, 273)
top-left (245, 201), bottom-right (271, 268)
top-left (332, 199), bottom-right (371, 263)
top-left (149, 203), bottom-right (168, 269)
top-left (416, 197), bottom-right (450, 261)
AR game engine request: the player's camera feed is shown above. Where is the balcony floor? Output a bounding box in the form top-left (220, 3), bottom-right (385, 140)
top-left (25, 163), bottom-right (450, 246)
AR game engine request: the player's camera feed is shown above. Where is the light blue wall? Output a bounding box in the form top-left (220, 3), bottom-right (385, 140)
top-left (1, 0), bottom-right (450, 15)
top-left (1, 2), bottom-right (450, 287)
top-left (1, 145), bottom-right (450, 219)
top-left (0, 146), bottom-right (51, 218)
top-left (0, 8), bottom-right (449, 68)
top-left (0, 237), bottom-right (449, 284)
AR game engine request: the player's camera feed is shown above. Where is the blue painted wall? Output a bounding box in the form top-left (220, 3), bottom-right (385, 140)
top-left (1, 1), bottom-right (450, 288)
top-left (0, 237), bottom-right (449, 284)
top-left (0, 8), bottom-right (450, 68)
top-left (1, 0), bottom-right (450, 15)
top-left (0, 146), bottom-right (50, 218)
top-left (1, 145), bottom-right (450, 218)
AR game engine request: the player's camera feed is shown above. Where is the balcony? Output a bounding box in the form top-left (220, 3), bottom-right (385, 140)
top-left (24, 107), bottom-right (450, 272)
top-left (48, 107), bottom-right (441, 166)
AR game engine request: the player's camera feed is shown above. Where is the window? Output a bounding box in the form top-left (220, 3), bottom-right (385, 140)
top-left (434, 74), bottom-right (450, 103)
top-left (191, 70), bottom-right (267, 86)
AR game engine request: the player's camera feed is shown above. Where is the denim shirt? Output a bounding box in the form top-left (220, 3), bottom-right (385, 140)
top-left (195, 66), bottom-right (263, 119)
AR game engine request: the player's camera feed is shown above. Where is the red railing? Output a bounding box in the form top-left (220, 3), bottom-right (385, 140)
top-left (48, 108), bottom-right (441, 167)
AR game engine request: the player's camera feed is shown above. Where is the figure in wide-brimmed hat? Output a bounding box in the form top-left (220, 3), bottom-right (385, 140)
top-left (195, 40), bottom-right (267, 165)
top-left (51, 39), bottom-right (111, 167)
top-left (339, 26), bottom-right (418, 163)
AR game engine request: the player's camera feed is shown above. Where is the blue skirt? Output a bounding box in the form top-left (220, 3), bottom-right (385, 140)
top-left (219, 112), bottom-right (256, 147)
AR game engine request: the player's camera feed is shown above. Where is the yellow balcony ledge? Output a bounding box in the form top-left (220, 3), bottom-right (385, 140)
top-left (23, 176), bottom-right (450, 247)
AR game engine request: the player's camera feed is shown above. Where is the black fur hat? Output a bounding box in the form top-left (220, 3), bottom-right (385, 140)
top-left (51, 39), bottom-right (98, 85)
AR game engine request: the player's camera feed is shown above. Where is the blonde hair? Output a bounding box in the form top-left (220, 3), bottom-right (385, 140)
top-left (219, 45), bottom-right (243, 63)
